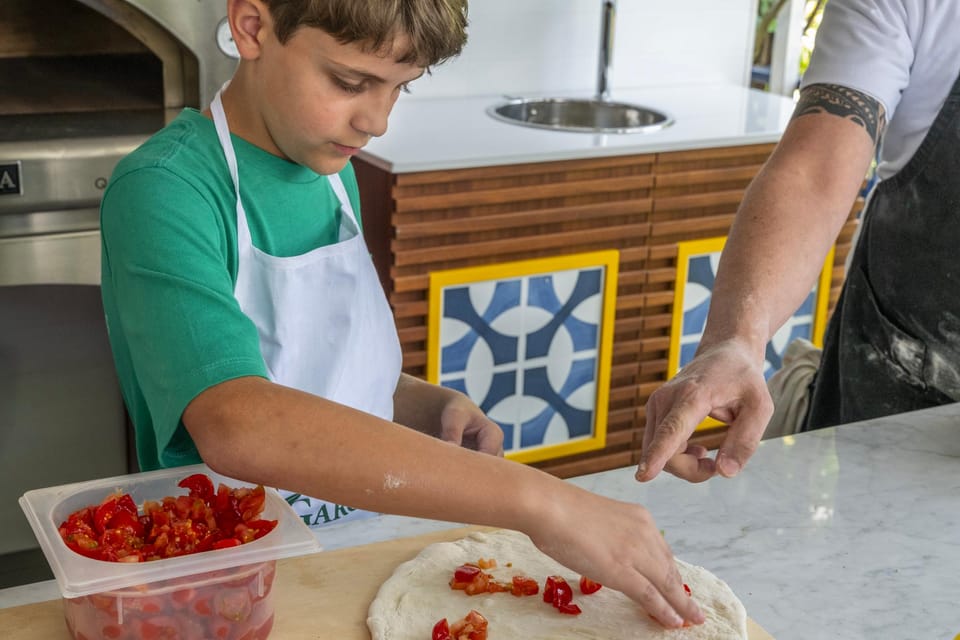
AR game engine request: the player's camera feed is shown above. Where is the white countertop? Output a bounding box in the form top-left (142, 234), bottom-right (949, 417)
top-left (357, 84), bottom-right (797, 173)
top-left (5, 404), bottom-right (960, 638)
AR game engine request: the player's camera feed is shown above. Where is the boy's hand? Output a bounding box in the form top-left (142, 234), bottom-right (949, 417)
top-left (439, 394), bottom-right (504, 456)
top-left (392, 374), bottom-right (502, 455)
top-left (524, 488), bottom-right (705, 629)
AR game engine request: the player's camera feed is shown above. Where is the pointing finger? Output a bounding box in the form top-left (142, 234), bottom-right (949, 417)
top-left (637, 400), bottom-right (704, 482)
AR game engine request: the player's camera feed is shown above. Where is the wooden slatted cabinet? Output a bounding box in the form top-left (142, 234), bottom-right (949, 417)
top-left (354, 144), bottom-right (860, 478)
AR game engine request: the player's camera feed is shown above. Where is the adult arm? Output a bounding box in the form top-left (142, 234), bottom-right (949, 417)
top-left (183, 376), bottom-right (702, 628)
top-left (637, 84), bottom-right (884, 483)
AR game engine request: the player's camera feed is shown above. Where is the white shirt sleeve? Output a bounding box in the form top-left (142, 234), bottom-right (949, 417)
top-left (800, 0), bottom-right (916, 121)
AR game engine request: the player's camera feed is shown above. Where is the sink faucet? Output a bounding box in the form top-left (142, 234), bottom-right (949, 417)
top-left (596, 0), bottom-right (616, 101)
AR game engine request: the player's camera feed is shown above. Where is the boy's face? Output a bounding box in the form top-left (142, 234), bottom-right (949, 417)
top-left (234, 10), bottom-right (425, 176)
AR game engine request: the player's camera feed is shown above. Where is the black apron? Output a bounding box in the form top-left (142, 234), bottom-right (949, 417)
top-left (804, 68), bottom-right (960, 430)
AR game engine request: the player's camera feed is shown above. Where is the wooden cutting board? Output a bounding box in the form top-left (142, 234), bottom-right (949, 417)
top-left (3, 526), bottom-right (773, 639)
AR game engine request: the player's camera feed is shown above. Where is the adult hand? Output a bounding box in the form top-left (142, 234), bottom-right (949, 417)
top-left (526, 489), bottom-right (704, 629)
top-left (438, 393), bottom-right (504, 456)
top-left (637, 338), bottom-right (773, 483)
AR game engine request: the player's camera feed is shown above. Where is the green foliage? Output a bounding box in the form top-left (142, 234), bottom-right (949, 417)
top-left (754, 0), bottom-right (828, 78)
top-left (799, 0), bottom-right (828, 76)
top-left (758, 0), bottom-right (783, 34)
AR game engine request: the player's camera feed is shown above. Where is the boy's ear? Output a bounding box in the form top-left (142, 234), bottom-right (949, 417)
top-left (227, 0), bottom-right (270, 60)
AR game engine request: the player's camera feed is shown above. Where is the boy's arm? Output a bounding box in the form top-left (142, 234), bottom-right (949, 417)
top-left (392, 373), bottom-right (503, 455)
top-left (182, 376), bottom-right (703, 629)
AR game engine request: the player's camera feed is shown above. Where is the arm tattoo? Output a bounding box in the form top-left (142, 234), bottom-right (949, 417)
top-left (792, 83), bottom-right (886, 146)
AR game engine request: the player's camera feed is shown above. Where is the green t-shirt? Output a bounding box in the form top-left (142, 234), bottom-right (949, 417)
top-left (101, 108), bottom-right (363, 472)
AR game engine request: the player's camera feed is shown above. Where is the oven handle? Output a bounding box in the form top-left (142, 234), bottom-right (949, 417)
top-left (0, 229), bottom-right (102, 286)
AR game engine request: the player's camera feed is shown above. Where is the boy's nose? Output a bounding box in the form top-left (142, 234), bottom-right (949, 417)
top-left (352, 96), bottom-right (392, 138)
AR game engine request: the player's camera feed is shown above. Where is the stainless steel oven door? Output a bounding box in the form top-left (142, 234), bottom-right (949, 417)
top-left (0, 227), bottom-right (100, 286)
top-left (0, 0), bottom-right (236, 588)
top-left (0, 217), bottom-right (132, 561)
top-left (0, 281), bottom-right (130, 558)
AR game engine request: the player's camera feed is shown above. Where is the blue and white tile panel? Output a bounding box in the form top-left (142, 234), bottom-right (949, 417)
top-left (679, 252), bottom-right (817, 379)
top-left (437, 267), bottom-right (604, 454)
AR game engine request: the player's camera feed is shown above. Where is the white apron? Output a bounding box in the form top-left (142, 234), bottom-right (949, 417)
top-left (211, 90), bottom-right (403, 529)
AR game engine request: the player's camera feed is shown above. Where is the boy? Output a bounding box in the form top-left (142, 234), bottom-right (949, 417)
top-left (100, 0), bottom-right (702, 628)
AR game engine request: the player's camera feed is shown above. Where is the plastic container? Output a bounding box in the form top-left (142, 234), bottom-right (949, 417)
top-left (20, 464), bottom-right (320, 640)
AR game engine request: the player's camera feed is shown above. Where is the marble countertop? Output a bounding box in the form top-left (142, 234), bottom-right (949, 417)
top-left (357, 83), bottom-right (797, 173)
top-left (4, 404), bottom-right (959, 639)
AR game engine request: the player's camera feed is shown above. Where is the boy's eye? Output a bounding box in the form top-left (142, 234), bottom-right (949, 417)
top-left (333, 76), bottom-right (364, 94)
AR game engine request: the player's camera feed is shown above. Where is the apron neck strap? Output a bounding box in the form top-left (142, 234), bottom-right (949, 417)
top-left (210, 84), bottom-right (360, 243)
top-left (327, 173), bottom-right (361, 240)
top-left (211, 87), bottom-right (241, 194)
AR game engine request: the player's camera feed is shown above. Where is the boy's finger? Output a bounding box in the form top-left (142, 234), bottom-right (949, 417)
top-left (618, 564), bottom-right (705, 629)
top-left (472, 420), bottom-right (504, 456)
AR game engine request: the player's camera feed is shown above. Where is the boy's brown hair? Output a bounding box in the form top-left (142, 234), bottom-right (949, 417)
top-left (263, 0), bottom-right (468, 68)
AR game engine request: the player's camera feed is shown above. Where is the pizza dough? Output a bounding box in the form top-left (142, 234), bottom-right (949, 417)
top-left (368, 529), bottom-right (747, 640)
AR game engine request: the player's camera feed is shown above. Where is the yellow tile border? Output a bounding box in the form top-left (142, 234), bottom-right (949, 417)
top-left (668, 237), bottom-right (835, 431)
top-left (427, 251), bottom-right (619, 463)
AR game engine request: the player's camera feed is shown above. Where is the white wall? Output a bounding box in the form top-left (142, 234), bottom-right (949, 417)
top-left (409, 0), bottom-right (757, 100)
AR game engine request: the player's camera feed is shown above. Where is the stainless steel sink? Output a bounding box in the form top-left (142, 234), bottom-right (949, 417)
top-left (487, 98), bottom-right (674, 134)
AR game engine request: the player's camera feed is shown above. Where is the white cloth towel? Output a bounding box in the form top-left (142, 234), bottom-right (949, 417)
top-left (764, 338), bottom-right (822, 438)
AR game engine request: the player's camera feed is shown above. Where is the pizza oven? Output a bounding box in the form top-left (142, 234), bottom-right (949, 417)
top-left (0, 0), bottom-right (238, 589)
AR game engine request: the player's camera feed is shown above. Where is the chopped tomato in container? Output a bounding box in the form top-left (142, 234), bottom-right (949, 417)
top-left (64, 560), bottom-right (276, 640)
top-left (19, 464), bottom-right (319, 640)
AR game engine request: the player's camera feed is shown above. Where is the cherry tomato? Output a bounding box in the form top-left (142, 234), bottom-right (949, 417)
top-left (178, 473), bottom-right (215, 502)
top-left (212, 538), bottom-right (242, 550)
top-left (177, 617), bottom-right (207, 640)
top-left (192, 596), bottom-right (214, 617)
top-left (543, 575), bottom-right (569, 604)
top-left (432, 618), bottom-right (452, 640)
top-left (453, 564), bottom-right (480, 582)
top-left (449, 610), bottom-right (488, 640)
top-left (214, 588), bottom-right (252, 622)
top-left (543, 576), bottom-right (583, 616)
top-left (86, 594), bottom-right (118, 615)
top-left (169, 588), bottom-right (196, 609)
top-left (238, 486), bottom-right (267, 522)
top-left (511, 575), bottom-right (539, 596)
top-left (557, 602), bottom-right (582, 615)
top-left (57, 474), bottom-right (277, 563)
top-left (449, 564), bottom-right (484, 591)
top-left (208, 617), bottom-right (233, 640)
top-left (246, 519), bottom-right (279, 540)
top-left (579, 576), bottom-right (602, 594)
top-left (94, 494), bottom-right (142, 536)
top-left (449, 562), bottom-right (524, 596)
top-left (553, 577), bottom-right (573, 605)
top-left (138, 615), bottom-right (180, 640)
top-left (463, 571), bottom-right (492, 596)
top-left (124, 596), bottom-right (165, 616)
